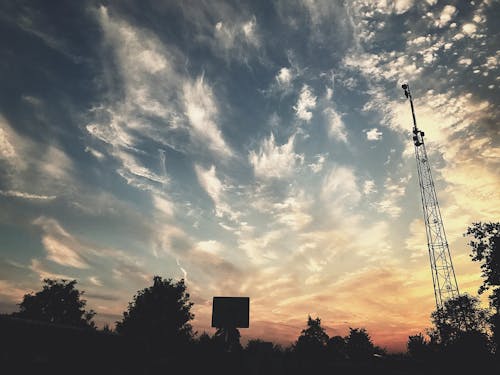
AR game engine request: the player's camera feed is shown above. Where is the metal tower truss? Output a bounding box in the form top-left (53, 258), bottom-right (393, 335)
top-left (402, 83), bottom-right (460, 310)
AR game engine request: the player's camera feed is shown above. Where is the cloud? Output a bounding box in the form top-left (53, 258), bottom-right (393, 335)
top-left (31, 216), bottom-right (152, 287)
top-left (0, 115), bottom-right (28, 171)
top-left (33, 216), bottom-right (89, 269)
top-left (0, 190), bottom-right (56, 201)
top-left (89, 6), bottom-right (232, 199)
top-left (213, 15), bottom-right (260, 60)
top-left (324, 108), bottom-right (348, 142)
top-left (458, 57), bottom-right (472, 66)
top-left (249, 133), bottom-right (303, 179)
top-left (393, 0), bottom-right (414, 14)
top-left (435, 5), bottom-right (457, 28)
top-left (272, 189), bottom-right (312, 230)
top-left (0, 280), bottom-right (28, 303)
top-left (462, 23), bottom-right (477, 36)
top-left (375, 176), bottom-right (408, 218)
top-left (29, 259), bottom-right (72, 281)
top-left (194, 164), bottom-right (238, 220)
top-left (363, 179), bottom-right (377, 195)
top-left (84, 146), bottom-right (105, 160)
top-left (321, 165), bottom-right (361, 208)
top-left (195, 164), bottom-right (223, 208)
top-left (366, 127), bottom-right (383, 141)
top-left (293, 85), bottom-right (317, 122)
top-left (89, 276), bottom-right (103, 287)
top-left (0, 115), bottom-right (74, 203)
top-left (152, 195), bottom-right (175, 217)
top-left (196, 240), bottom-right (224, 255)
top-left (276, 67), bottom-right (293, 86)
top-left (308, 154), bottom-right (327, 173)
top-left (183, 75), bottom-right (232, 157)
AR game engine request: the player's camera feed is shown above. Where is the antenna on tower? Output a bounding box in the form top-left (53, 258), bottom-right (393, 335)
top-left (402, 83), bottom-right (460, 310)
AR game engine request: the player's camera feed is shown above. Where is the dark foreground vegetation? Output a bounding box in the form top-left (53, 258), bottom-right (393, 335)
top-left (1, 222), bottom-right (499, 374)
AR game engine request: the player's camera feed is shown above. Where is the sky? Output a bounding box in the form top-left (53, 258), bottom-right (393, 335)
top-left (0, 0), bottom-right (499, 352)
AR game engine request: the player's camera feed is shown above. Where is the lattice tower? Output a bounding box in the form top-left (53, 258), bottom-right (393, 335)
top-left (402, 83), bottom-right (460, 310)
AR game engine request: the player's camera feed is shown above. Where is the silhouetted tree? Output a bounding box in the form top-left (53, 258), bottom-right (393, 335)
top-left (327, 335), bottom-right (347, 360)
top-left (345, 328), bottom-right (375, 361)
top-left (246, 339), bottom-right (274, 354)
top-left (407, 333), bottom-right (431, 360)
top-left (294, 316), bottom-right (329, 355)
top-left (116, 276), bottom-right (194, 356)
top-left (195, 331), bottom-right (222, 359)
top-left (429, 294), bottom-right (490, 347)
top-left (101, 323), bottom-right (113, 333)
top-left (429, 294), bottom-right (492, 362)
top-left (466, 222), bottom-right (500, 352)
top-left (214, 326), bottom-right (242, 352)
top-left (12, 279), bottom-right (95, 328)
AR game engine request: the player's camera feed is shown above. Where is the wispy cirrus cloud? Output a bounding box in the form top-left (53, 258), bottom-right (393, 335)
top-left (249, 133), bottom-right (303, 179)
top-left (88, 6), bottom-right (232, 195)
top-left (183, 76), bottom-right (232, 157)
top-left (294, 85), bottom-right (317, 122)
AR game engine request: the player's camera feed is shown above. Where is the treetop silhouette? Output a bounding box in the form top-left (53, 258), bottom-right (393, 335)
top-left (116, 276), bottom-right (194, 354)
top-left (12, 278), bottom-right (95, 328)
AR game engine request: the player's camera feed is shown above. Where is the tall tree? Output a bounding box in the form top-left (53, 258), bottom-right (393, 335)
top-left (327, 335), bottom-right (347, 360)
top-left (294, 316), bottom-right (329, 354)
top-left (12, 279), bottom-right (95, 328)
top-left (214, 327), bottom-right (242, 352)
top-left (466, 222), bottom-right (500, 351)
top-left (116, 276), bottom-right (194, 355)
top-left (345, 328), bottom-right (375, 361)
top-left (407, 333), bottom-right (431, 359)
top-left (429, 294), bottom-right (490, 358)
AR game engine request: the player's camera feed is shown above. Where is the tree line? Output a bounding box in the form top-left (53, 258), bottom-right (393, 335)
top-left (2, 222), bottom-right (499, 374)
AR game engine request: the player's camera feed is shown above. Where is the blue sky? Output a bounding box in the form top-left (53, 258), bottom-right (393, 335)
top-left (0, 0), bottom-right (499, 351)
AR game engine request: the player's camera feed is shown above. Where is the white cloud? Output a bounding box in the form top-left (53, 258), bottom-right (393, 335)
top-left (394, 0), bottom-right (414, 14)
top-left (0, 116), bottom-right (24, 169)
top-left (249, 133), bottom-right (302, 179)
top-left (196, 240), bottom-right (224, 255)
top-left (462, 23), bottom-right (477, 36)
top-left (213, 16), bottom-right (260, 60)
top-left (435, 5), bottom-right (457, 28)
top-left (375, 176), bottom-right (408, 218)
top-left (195, 164), bottom-right (223, 206)
top-left (308, 154), bottom-right (327, 173)
top-left (153, 195), bottom-right (175, 217)
top-left (0, 115), bottom-right (73, 196)
top-left (89, 276), bottom-right (103, 286)
top-left (273, 189), bottom-right (312, 230)
top-left (407, 36), bottom-right (428, 46)
top-left (324, 108), bottom-right (348, 142)
top-left (484, 55), bottom-right (498, 70)
top-left (366, 127), bottom-right (383, 141)
top-left (322, 165), bottom-right (361, 207)
top-left (363, 180), bottom-right (377, 195)
top-left (0, 190), bottom-right (56, 201)
top-left (29, 259), bottom-right (72, 281)
top-left (293, 85), bottom-right (317, 121)
top-left (84, 146), bottom-right (105, 160)
top-left (276, 67), bottom-right (293, 86)
top-left (183, 75), bottom-right (232, 157)
top-left (458, 58), bottom-right (472, 66)
top-left (238, 229), bottom-right (284, 265)
top-left (194, 164), bottom-right (238, 220)
top-left (242, 16), bottom-right (259, 47)
top-left (33, 216), bottom-right (89, 269)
